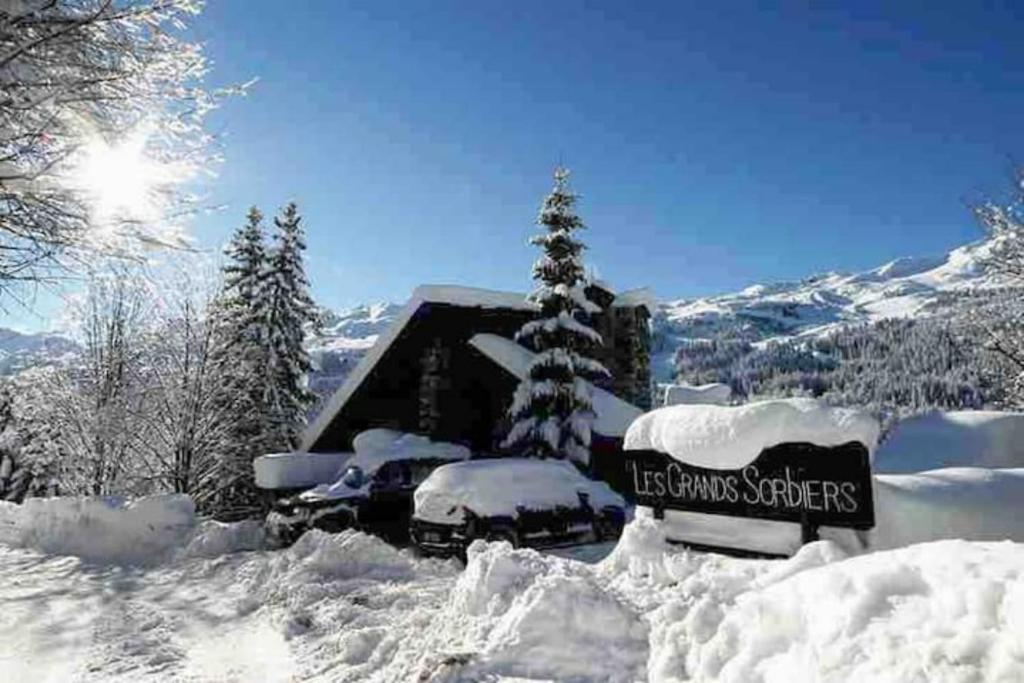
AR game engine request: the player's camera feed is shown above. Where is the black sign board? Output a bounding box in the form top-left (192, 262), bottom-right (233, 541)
top-left (624, 441), bottom-right (875, 535)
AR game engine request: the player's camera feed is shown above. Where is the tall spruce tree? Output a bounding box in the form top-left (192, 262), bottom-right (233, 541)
top-left (212, 206), bottom-right (272, 519)
top-left (264, 202), bottom-right (318, 448)
top-left (503, 168), bottom-right (609, 465)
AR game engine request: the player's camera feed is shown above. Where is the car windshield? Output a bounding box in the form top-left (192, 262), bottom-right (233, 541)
top-left (341, 465), bottom-right (364, 488)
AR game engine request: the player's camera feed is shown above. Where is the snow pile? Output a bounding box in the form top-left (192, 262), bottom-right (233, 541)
top-left (625, 397), bottom-right (880, 469)
top-left (659, 540), bottom-right (1024, 682)
top-left (177, 519), bottom-right (266, 560)
top-left (0, 494), bottom-right (274, 565)
top-left (267, 528), bottom-right (421, 585)
top-left (662, 382), bottom-right (732, 407)
top-left (254, 450), bottom-right (351, 490)
top-left (0, 494), bottom-right (196, 566)
top-left (411, 541), bottom-right (647, 682)
top-left (413, 458), bottom-right (624, 524)
top-left (875, 410), bottom-right (1024, 473)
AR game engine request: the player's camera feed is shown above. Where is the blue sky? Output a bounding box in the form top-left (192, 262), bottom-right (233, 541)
top-left (7, 2), bottom-right (1024, 331)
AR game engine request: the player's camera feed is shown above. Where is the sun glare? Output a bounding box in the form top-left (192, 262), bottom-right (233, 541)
top-left (73, 130), bottom-right (168, 225)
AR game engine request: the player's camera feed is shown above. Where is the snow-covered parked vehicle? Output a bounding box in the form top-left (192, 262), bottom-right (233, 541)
top-left (266, 430), bottom-right (470, 545)
top-left (410, 458), bottom-right (627, 557)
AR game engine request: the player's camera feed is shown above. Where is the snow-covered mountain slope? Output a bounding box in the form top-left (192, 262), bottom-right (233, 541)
top-left (650, 239), bottom-right (1006, 381)
top-left (661, 239), bottom-right (996, 339)
top-left (0, 327), bottom-right (78, 375)
top-left (306, 302), bottom-right (402, 401)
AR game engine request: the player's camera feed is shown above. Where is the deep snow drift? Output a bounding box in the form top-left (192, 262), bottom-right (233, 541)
top-left (2, 494), bottom-right (1023, 682)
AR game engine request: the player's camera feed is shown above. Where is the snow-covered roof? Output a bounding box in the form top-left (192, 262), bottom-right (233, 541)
top-left (300, 432), bottom-right (471, 502)
top-left (624, 398), bottom-right (880, 470)
top-left (302, 284), bottom-right (651, 451)
top-left (468, 333), bottom-right (643, 438)
top-left (413, 458), bottom-right (624, 523)
top-left (254, 451), bottom-right (352, 490)
top-left (613, 287), bottom-right (656, 312)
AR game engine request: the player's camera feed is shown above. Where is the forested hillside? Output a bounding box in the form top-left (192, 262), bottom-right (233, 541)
top-left (669, 289), bottom-right (1019, 427)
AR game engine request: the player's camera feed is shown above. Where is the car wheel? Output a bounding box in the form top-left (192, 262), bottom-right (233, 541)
top-left (593, 515), bottom-right (624, 542)
top-left (483, 527), bottom-right (519, 548)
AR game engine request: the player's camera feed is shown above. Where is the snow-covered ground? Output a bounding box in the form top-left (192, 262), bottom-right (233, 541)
top-left (2, 495), bottom-right (1023, 682)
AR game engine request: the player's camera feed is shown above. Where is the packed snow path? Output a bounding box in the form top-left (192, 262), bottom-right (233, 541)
top-left (0, 531), bottom-right (463, 682)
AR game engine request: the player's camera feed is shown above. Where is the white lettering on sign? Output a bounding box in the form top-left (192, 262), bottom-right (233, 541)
top-left (631, 461), bottom-right (861, 514)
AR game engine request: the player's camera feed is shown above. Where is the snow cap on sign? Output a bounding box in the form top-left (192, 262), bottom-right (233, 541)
top-left (624, 398), bottom-right (880, 470)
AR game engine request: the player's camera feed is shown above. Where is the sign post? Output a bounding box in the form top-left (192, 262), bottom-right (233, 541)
top-left (624, 441), bottom-right (874, 555)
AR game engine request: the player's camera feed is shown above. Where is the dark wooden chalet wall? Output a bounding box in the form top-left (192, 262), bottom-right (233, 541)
top-left (587, 285), bottom-right (653, 410)
top-left (309, 303), bottom-right (533, 453)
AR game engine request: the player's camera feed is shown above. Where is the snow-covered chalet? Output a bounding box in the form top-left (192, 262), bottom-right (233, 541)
top-left (301, 283), bottom-right (653, 490)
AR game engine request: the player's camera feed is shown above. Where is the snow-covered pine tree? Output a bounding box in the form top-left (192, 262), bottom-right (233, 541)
top-left (211, 207), bottom-right (273, 519)
top-left (264, 202), bottom-right (318, 448)
top-left (503, 168), bottom-right (609, 465)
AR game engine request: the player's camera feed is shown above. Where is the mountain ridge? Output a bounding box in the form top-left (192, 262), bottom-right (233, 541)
top-left (1, 238), bottom-right (1010, 396)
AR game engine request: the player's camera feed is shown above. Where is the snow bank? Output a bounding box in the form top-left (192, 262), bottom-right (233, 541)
top-left (0, 494), bottom-right (196, 565)
top-left (0, 494), bottom-right (274, 565)
top-left (254, 451), bottom-right (351, 490)
top-left (177, 519), bottom-right (266, 560)
top-left (662, 382), bottom-right (732, 407)
top-left (658, 540), bottom-right (1024, 682)
top-left (413, 458), bottom-right (624, 525)
top-left (868, 468), bottom-right (1024, 550)
top-left (875, 410), bottom-right (1024, 473)
top-left (625, 398), bottom-right (880, 470)
top-left (469, 332), bottom-right (643, 436)
top-left (413, 541), bottom-right (647, 682)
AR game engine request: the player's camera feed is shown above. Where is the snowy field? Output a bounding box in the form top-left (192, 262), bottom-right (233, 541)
top-left (2, 496), bottom-right (1023, 682)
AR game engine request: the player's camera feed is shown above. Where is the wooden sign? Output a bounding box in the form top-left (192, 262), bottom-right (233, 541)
top-left (624, 441), bottom-right (875, 538)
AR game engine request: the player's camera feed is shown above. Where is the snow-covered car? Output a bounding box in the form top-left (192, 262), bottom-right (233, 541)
top-left (410, 458), bottom-right (627, 557)
top-left (266, 431), bottom-right (470, 545)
